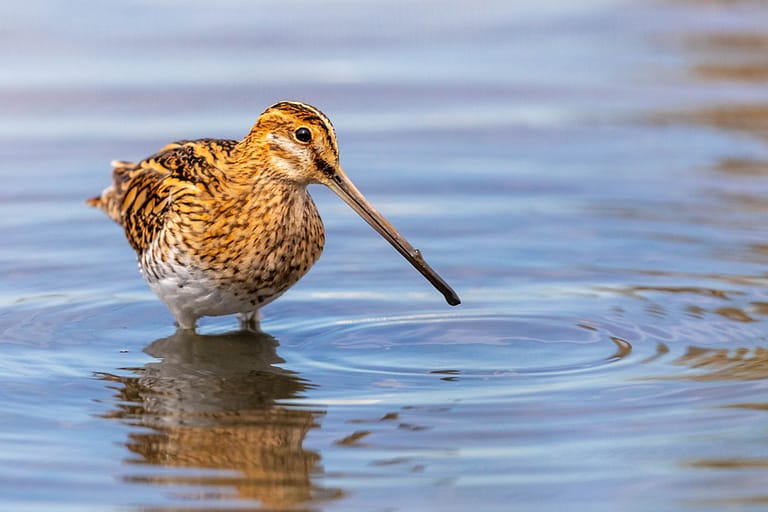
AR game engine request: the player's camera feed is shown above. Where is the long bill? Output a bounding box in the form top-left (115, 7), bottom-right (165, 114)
top-left (325, 167), bottom-right (461, 306)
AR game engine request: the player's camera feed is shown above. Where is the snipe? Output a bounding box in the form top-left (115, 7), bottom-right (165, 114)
top-left (87, 101), bottom-right (460, 329)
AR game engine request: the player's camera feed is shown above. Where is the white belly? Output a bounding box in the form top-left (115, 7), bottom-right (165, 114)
top-left (141, 259), bottom-right (285, 329)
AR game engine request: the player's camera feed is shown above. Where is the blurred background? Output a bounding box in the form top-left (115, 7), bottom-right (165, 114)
top-left (2, 1), bottom-right (768, 511)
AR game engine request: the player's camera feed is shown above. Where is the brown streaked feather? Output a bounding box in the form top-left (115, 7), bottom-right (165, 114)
top-left (87, 138), bottom-right (238, 253)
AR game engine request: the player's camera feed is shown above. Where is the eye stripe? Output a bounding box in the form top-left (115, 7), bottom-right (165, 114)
top-left (315, 158), bottom-right (336, 178)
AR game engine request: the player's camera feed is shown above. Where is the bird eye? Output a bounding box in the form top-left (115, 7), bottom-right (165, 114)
top-left (294, 127), bottom-right (312, 143)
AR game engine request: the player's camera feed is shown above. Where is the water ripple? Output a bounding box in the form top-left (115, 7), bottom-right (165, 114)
top-left (277, 312), bottom-right (637, 380)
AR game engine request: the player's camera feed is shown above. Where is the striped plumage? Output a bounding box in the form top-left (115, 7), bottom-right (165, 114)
top-left (88, 101), bottom-right (460, 330)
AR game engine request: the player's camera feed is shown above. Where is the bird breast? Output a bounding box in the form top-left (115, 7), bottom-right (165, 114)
top-left (141, 181), bottom-right (325, 311)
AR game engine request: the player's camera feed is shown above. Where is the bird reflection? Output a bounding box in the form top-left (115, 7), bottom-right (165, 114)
top-left (673, 345), bottom-right (768, 382)
top-left (99, 328), bottom-right (337, 508)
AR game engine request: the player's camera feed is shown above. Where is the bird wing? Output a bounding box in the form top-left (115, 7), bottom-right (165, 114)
top-left (87, 138), bottom-right (238, 253)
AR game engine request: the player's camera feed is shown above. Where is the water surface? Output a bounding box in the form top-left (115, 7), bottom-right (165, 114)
top-left (2, 1), bottom-right (768, 510)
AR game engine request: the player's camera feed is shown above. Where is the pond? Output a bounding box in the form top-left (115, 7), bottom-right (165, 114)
top-left (2, 1), bottom-right (768, 510)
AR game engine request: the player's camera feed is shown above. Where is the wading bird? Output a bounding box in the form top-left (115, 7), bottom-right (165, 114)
top-left (87, 101), bottom-right (460, 329)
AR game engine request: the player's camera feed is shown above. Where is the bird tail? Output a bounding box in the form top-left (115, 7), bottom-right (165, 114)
top-left (85, 160), bottom-right (135, 222)
top-left (85, 195), bottom-right (102, 207)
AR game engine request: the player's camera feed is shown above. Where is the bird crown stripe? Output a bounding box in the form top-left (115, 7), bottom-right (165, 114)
top-left (269, 101), bottom-right (339, 158)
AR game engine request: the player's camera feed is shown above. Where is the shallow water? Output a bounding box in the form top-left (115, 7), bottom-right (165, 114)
top-left (3, 0), bottom-right (768, 510)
